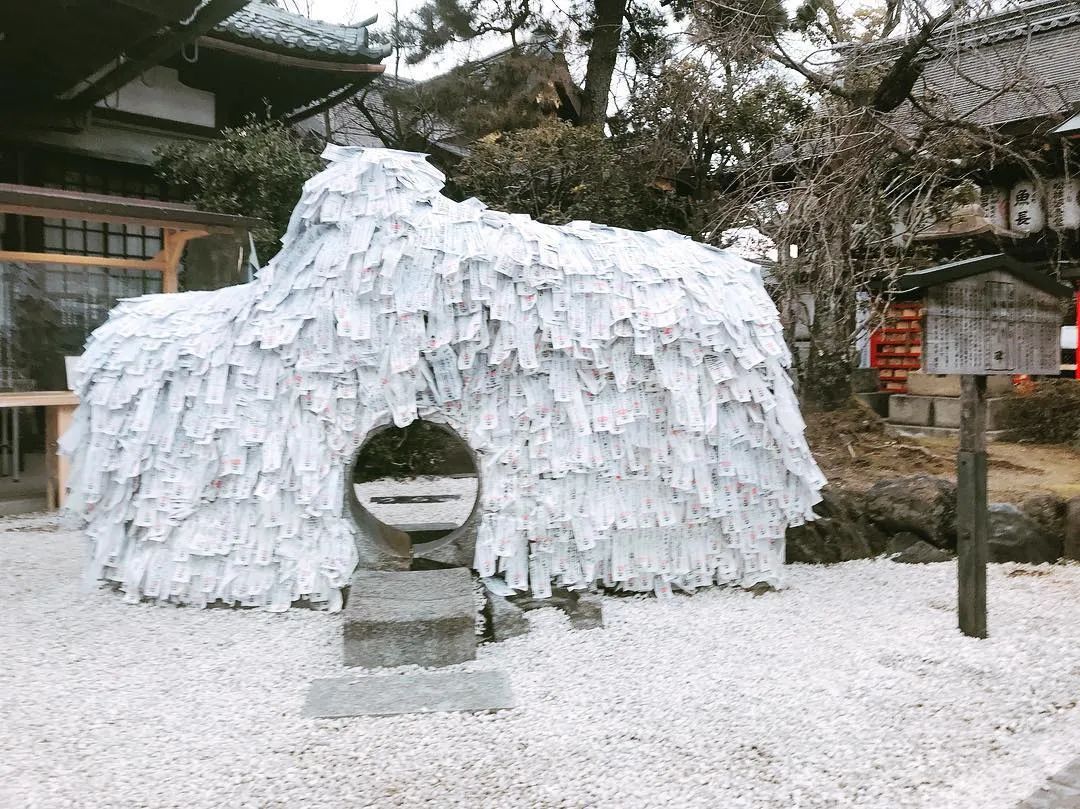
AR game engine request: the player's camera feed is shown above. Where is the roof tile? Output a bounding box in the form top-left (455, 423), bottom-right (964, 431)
top-left (213, 2), bottom-right (389, 61)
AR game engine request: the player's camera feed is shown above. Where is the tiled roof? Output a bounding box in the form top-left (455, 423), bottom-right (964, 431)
top-left (931, 0), bottom-right (1080, 52)
top-left (213, 2), bottom-right (390, 61)
top-left (917, 10), bottom-right (1080, 127)
top-left (842, 0), bottom-right (1080, 128)
top-left (847, 0), bottom-right (1080, 60)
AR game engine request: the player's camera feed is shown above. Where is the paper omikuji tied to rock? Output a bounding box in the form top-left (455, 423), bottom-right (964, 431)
top-left (62, 146), bottom-right (826, 611)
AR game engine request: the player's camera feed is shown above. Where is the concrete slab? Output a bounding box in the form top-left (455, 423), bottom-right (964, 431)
top-left (887, 424), bottom-right (1010, 442)
top-left (930, 396), bottom-right (960, 428)
top-left (344, 567), bottom-right (477, 669)
top-left (304, 670), bottom-right (516, 718)
top-left (1016, 755), bottom-right (1080, 808)
top-left (932, 395), bottom-right (1009, 429)
top-left (888, 395), bottom-right (932, 426)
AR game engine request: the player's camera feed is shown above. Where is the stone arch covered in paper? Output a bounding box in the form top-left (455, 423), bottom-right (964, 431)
top-left (346, 418), bottom-right (484, 571)
top-left (63, 147), bottom-right (825, 612)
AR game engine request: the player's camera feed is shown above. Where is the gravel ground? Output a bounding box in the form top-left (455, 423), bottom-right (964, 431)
top-left (5, 525), bottom-right (1080, 809)
top-left (354, 476), bottom-right (479, 526)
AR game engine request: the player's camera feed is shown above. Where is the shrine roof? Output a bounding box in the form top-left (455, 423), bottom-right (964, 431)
top-left (897, 254), bottom-right (1073, 297)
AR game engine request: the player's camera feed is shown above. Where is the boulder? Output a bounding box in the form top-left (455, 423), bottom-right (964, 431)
top-left (785, 521), bottom-right (831, 564)
top-left (860, 519), bottom-right (889, 556)
top-left (484, 592), bottom-right (531, 642)
top-left (864, 475), bottom-right (957, 549)
top-left (568, 593), bottom-right (605, 630)
top-left (1066, 497), bottom-right (1080, 561)
top-left (988, 504), bottom-right (1062, 564)
top-left (893, 540), bottom-right (953, 564)
top-left (1020, 493), bottom-right (1067, 540)
top-left (786, 518), bottom-right (872, 563)
top-left (829, 489), bottom-right (889, 554)
top-left (785, 487), bottom-right (881, 563)
top-left (887, 531), bottom-right (923, 555)
top-left (509, 587), bottom-right (605, 630)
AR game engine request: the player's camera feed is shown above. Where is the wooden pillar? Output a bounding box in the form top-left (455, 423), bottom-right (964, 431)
top-left (162, 229), bottom-right (180, 293)
top-left (957, 374), bottom-right (988, 638)
top-left (44, 403), bottom-right (76, 510)
top-left (159, 229), bottom-right (207, 294)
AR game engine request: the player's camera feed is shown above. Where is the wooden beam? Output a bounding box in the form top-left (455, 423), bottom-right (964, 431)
top-left (0, 392), bottom-right (79, 408)
top-left (957, 374), bottom-right (988, 639)
top-left (63, 0), bottom-right (251, 109)
top-left (0, 183), bottom-right (262, 234)
top-left (0, 250), bottom-right (167, 272)
top-left (0, 203), bottom-right (245, 237)
top-left (197, 36), bottom-right (387, 74)
top-left (0, 202), bottom-right (224, 234)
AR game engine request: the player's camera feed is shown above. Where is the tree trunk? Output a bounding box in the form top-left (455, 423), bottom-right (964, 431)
top-left (801, 296), bottom-right (855, 411)
top-left (579, 0), bottom-right (627, 128)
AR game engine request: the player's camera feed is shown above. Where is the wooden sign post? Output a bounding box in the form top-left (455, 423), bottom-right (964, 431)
top-left (957, 375), bottom-right (988, 638)
top-left (897, 255), bottom-right (1071, 639)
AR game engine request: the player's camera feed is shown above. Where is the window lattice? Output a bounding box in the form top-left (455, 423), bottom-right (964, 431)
top-left (40, 164), bottom-right (164, 330)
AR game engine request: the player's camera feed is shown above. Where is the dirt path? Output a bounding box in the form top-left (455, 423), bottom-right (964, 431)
top-left (805, 404), bottom-right (1080, 501)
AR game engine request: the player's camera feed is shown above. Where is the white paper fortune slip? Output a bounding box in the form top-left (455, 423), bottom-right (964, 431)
top-left (64, 146), bottom-right (825, 612)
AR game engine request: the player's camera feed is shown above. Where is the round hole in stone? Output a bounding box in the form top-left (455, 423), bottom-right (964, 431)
top-left (351, 421), bottom-right (480, 559)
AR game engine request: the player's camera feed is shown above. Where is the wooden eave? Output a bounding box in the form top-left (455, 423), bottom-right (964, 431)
top-left (0, 183), bottom-right (262, 293)
top-left (196, 36), bottom-right (386, 76)
top-left (896, 253), bottom-right (1074, 297)
top-left (0, 184), bottom-right (261, 235)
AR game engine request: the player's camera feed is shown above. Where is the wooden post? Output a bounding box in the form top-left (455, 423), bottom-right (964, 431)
top-left (159, 229), bottom-right (207, 294)
top-left (44, 403), bottom-right (76, 510)
top-left (162, 229), bottom-right (180, 293)
top-left (957, 374), bottom-right (988, 638)
top-left (45, 405), bottom-right (59, 510)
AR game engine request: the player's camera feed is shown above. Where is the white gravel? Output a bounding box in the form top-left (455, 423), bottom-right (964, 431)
top-left (5, 526), bottom-right (1080, 809)
top-left (354, 476), bottom-right (479, 526)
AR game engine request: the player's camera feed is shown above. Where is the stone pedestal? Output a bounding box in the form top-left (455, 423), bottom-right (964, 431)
top-left (906, 372), bottom-right (1012, 398)
top-left (888, 394), bottom-right (1009, 430)
top-left (344, 568), bottom-right (477, 669)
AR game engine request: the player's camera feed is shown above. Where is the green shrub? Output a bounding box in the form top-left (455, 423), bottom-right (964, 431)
top-left (1000, 379), bottom-right (1080, 446)
top-left (353, 421), bottom-right (473, 482)
top-left (154, 118), bottom-right (323, 262)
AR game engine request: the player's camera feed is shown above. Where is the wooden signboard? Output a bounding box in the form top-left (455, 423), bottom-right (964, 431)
top-left (899, 255), bottom-right (1071, 639)
top-left (922, 270), bottom-right (1062, 376)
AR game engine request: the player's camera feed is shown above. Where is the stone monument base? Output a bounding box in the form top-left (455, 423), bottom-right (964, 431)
top-left (344, 567), bottom-right (477, 669)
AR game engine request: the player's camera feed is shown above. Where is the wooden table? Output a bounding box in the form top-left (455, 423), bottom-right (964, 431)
top-left (0, 391), bottom-right (78, 510)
